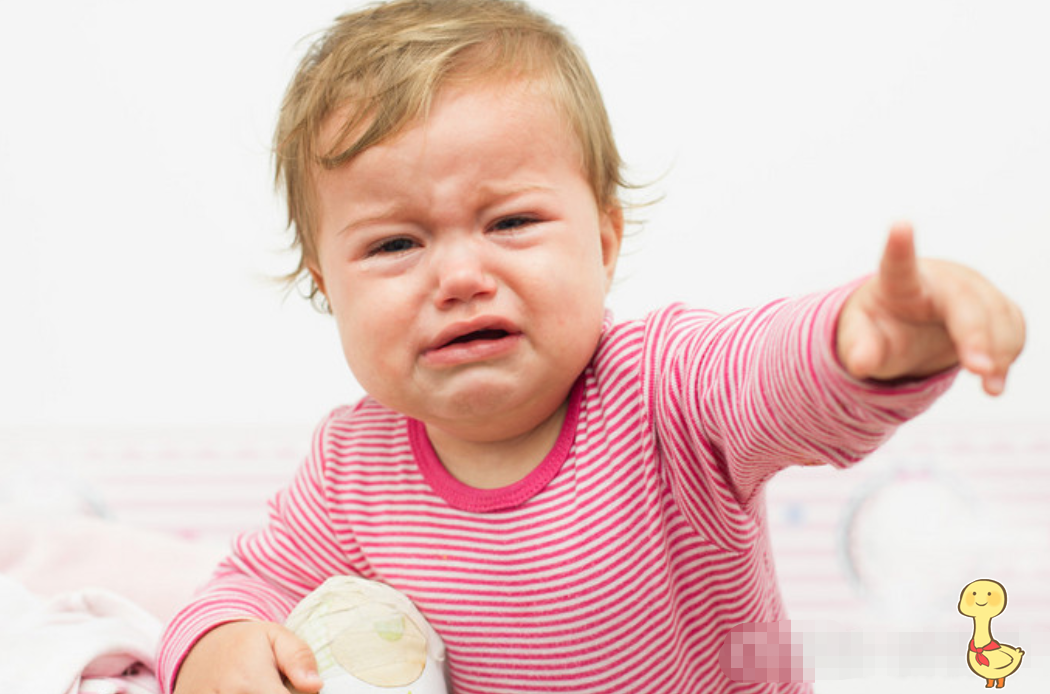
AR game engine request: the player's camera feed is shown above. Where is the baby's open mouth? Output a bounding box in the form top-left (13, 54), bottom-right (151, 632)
top-left (423, 322), bottom-right (521, 366)
top-left (442, 329), bottom-right (510, 347)
top-left (423, 319), bottom-right (522, 365)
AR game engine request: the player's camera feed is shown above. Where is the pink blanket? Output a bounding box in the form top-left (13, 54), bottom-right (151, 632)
top-left (0, 511), bottom-right (226, 693)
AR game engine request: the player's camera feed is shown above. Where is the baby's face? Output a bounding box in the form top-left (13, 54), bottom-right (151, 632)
top-left (310, 78), bottom-right (622, 442)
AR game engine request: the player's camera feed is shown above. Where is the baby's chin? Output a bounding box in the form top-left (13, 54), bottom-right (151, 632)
top-left (416, 379), bottom-right (574, 438)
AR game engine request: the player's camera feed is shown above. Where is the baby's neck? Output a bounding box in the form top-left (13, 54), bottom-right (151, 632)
top-left (426, 400), bottom-right (569, 490)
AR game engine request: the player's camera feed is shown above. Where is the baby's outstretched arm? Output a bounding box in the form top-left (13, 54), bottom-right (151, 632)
top-left (173, 620), bottom-right (323, 694)
top-left (836, 222), bottom-right (1025, 395)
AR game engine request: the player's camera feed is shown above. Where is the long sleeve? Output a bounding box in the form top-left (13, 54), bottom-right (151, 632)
top-left (642, 283), bottom-right (956, 551)
top-left (156, 409), bottom-right (365, 694)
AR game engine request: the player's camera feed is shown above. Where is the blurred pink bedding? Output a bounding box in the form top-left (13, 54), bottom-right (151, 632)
top-left (0, 511), bottom-right (227, 693)
top-left (0, 511), bottom-right (226, 623)
top-left (0, 576), bottom-right (160, 693)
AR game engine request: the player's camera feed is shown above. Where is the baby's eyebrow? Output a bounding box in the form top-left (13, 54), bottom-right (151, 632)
top-left (477, 181), bottom-right (556, 198)
top-left (335, 203), bottom-right (411, 236)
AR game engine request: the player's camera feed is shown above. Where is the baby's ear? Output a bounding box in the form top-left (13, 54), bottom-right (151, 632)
top-left (600, 203), bottom-right (624, 286)
top-left (307, 264), bottom-right (328, 298)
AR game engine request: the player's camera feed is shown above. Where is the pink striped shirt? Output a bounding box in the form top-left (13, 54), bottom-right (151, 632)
top-left (158, 287), bottom-right (954, 693)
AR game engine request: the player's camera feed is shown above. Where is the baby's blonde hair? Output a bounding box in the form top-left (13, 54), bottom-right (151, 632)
top-left (274, 0), bottom-right (626, 305)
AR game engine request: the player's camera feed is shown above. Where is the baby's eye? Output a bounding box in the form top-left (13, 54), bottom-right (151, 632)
top-left (368, 237), bottom-right (418, 256)
top-left (491, 215), bottom-right (536, 232)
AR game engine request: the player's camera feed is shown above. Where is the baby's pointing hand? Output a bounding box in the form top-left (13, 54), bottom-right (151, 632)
top-left (836, 222), bottom-right (1025, 395)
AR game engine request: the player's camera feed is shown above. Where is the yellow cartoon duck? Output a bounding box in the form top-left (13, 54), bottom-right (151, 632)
top-left (958, 579), bottom-right (1024, 688)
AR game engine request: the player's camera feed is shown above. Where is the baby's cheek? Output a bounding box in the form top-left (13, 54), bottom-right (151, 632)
top-left (989, 591), bottom-right (1003, 608)
top-left (963, 593), bottom-right (975, 608)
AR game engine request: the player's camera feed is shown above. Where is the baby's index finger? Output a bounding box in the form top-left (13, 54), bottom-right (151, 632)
top-left (877, 222), bottom-right (922, 296)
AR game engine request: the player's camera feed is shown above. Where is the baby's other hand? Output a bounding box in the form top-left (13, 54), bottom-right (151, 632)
top-left (836, 222), bottom-right (1025, 395)
top-left (173, 620), bottom-right (323, 694)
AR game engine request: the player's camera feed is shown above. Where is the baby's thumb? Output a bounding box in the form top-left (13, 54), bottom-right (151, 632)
top-left (273, 627), bottom-right (324, 693)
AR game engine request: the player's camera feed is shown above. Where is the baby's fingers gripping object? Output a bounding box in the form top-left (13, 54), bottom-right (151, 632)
top-left (286, 576), bottom-right (449, 694)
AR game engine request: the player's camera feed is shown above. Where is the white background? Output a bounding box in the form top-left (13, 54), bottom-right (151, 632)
top-left (1, 0), bottom-right (1046, 429)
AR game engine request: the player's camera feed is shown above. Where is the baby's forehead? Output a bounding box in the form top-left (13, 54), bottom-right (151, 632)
top-left (316, 73), bottom-right (577, 170)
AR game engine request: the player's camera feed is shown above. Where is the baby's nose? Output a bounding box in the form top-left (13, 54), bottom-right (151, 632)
top-left (432, 243), bottom-right (497, 307)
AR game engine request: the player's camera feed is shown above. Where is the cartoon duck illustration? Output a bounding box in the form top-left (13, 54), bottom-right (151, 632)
top-left (958, 579), bottom-right (1024, 688)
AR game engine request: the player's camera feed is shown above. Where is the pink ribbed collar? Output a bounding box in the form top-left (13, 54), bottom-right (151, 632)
top-left (408, 378), bottom-right (583, 513)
